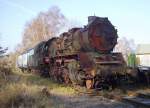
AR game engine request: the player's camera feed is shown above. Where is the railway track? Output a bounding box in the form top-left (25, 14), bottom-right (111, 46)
top-left (122, 92), bottom-right (150, 108)
top-left (73, 84), bottom-right (150, 108)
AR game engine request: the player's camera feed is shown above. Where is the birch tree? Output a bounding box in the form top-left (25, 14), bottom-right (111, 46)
top-left (22, 6), bottom-right (67, 51)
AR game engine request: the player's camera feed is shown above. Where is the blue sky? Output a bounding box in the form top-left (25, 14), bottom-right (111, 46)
top-left (0, 0), bottom-right (150, 52)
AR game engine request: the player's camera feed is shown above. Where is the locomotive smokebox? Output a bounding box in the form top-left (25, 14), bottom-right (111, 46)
top-left (87, 16), bottom-right (118, 53)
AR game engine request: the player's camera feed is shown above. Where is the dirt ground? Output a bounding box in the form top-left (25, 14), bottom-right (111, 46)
top-left (50, 94), bottom-right (135, 108)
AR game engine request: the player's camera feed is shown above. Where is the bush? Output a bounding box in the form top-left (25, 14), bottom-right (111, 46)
top-left (0, 53), bottom-right (20, 80)
top-left (0, 56), bottom-right (13, 81)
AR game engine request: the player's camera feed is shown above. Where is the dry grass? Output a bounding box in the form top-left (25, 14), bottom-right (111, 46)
top-left (0, 71), bottom-right (76, 108)
top-left (0, 83), bottom-right (50, 108)
top-left (20, 73), bottom-right (76, 95)
top-left (0, 56), bottom-right (76, 108)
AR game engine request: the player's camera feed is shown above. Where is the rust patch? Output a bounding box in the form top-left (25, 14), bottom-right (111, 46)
top-left (79, 52), bottom-right (94, 69)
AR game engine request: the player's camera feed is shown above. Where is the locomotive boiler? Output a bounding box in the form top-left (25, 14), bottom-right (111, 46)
top-left (17, 16), bottom-right (126, 89)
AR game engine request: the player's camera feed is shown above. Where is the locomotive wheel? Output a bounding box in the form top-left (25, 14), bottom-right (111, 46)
top-left (86, 80), bottom-right (93, 89)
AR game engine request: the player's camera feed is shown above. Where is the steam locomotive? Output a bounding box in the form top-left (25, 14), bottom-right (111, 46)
top-left (17, 16), bottom-right (126, 89)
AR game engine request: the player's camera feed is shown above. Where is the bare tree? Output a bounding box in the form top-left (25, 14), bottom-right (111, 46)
top-left (21, 6), bottom-right (67, 51)
top-left (113, 37), bottom-right (136, 62)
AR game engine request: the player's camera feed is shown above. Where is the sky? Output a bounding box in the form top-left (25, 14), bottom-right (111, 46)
top-left (0, 0), bottom-right (150, 52)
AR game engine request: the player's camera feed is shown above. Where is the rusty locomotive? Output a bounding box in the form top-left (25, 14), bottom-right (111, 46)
top-left (17, 16), bottom-right (126, 89)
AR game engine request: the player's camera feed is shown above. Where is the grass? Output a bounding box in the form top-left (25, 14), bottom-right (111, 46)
top-left (21, 73), bottom-right (76, 95)
top-left (0, 68), bottom-right (76, 108)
